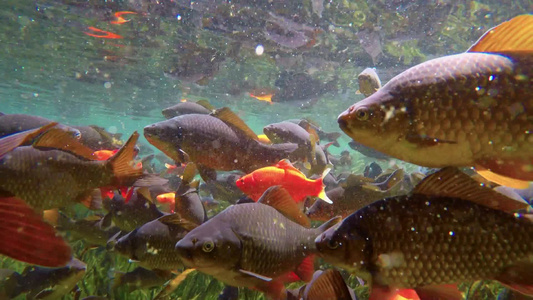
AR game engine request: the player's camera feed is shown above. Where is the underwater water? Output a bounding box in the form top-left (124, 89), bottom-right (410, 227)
top-left (1, 0), bottom-right (532, 299)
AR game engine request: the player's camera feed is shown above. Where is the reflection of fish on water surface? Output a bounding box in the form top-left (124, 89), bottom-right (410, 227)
top-left (338, 14), bottom-right (533, 188)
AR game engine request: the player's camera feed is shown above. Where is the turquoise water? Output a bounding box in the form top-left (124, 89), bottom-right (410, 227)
top-left (1, 0), bottom-right (532, 299)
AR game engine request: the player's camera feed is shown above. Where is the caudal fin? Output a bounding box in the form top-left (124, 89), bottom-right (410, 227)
top-left (317, 167), bottom-right (333, 204)
top-left (0, 197), bottom-right (72, 267)
top-left (108, 132), bottom-right (143, 186)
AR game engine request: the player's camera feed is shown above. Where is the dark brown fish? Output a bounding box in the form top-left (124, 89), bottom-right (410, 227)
top-left (56, 213), bottom-right (122, 247)
top-left (175, 186), bottom-right (341, 298)
top-left (338, 14), bottom-right (533, 188)
top-left (112, 215), bottom-right (188, 271)
top-left (264, 121), bottom-right (318, 165)
top-left (72, 125), bottom-right (122, 150)
top-left (0, 129), bottom-right (143, 210)
top-left (315, 167), bottom-right (533, 299)
top-left (162, 100), bottom-right (214, 119)
top-left (144, 108), bottom-right (303, 181)
top-left (113, 267), bottom-right (172, 292)
top-left (0, 113), bottom-right (80, 140)
top-left (202, 172), bottom-right (245, 204)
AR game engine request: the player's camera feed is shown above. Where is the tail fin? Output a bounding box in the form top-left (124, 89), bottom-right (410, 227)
top-left (317, 167), bottom-right (333, 204)
top-left (108, 132), bottom-right (143, 186)
top-left (0, 197), bottom-right (72, 267)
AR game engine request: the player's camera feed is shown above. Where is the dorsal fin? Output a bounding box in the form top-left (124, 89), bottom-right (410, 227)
top-left (467, 14), bottom-right (533, 53)
top-left (257, 186), bottom-right (311, 228)
top-left (33, 128), bottom-right (97, 160)
top-left (0, 122), bottom-right (58, 158)
top-left (182, 163), bottom-right (197, 183)
top-left (303, 269), bottom-right (353, 300)
top-left (212, 107), bottom-right (258, 141)
top-left (413, 167), bottom-right (529, 212)
top-left (196, 100), bottom-right (215, 111)
top-left (275, 159), bottom-right (302, 173)
top-left (158, 214), bottom-right (199, 231)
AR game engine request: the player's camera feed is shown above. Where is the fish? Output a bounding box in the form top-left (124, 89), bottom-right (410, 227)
top-left (286, 269), bottom-right (356, 300)
top-left (56, 212), bottom-right (122, 247)
top-left (287, 118), bottom-right (342, 147)
top-left (263, 121), bottom-right (319, 165)
top-left (112, 215), bottom-right (188, 271)
top-left (161, 100), bottom-right (214, 119)
top-left (356, 68), bottom-right (382, 97)
top-left (156, 163), bottom-right (208, 225)
top-left (164, 43), bottom-right (225, 84)
top-left (175, 186), bottom-right (341, 298)
top-left (144, 108), bottom-right (304, 181)
top-left (72, 125), bottom-right (122, 150)
top-left (306, 169), bottom-right (406, 221)
top-left (103, 187), bottom-right (165, 232)
top-left (357, 27), bottom-right (383, 65)
top-left (315, 167), bottom-right (533, 300)
top-left (236, 159), bottom-right (332, 204)
top-left (0, 128), bottom-right (144, 210)
top-left (0, 258), bottom-right (86, 299)
top-left (272, 71), bottom-right (337, 103)
top-left (202, 172), bottom-right (246, 204)
top-left (338, 14), bottom-right (533, 188)
top-left (113, 267), bottom-right (172, 291)
top-left (0, 113), bottom-right (81, 140)
top-left (349, 140), bottom-right (391, 160)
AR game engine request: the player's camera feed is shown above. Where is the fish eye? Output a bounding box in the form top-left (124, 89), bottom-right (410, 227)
top-left (354, 107), bottom-right (370, 121)
top-left (327, 239), bottom-right (339, 250)
top-left (202, 240), bottom-right (215, 253)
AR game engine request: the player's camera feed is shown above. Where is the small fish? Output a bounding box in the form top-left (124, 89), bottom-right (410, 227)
top-left (264, 121), bottom-right (319, 166)
top-left (110, 11), bottom-right (137, 25)
top-left (57, 213), bottom-right (122, 247)
top-left (112, 215), bottom-right (188, 271)
top-left (84, 26), bottom-right (123, 39)
top-left (0, 258), bottom-right (86, 299)
top-left (175, 186), bottom-right (341, 298)
top-left (286, 269), bottom-right (356, 300)
top-left (236, 159), bottom-right (332, 204)
top-left (161, 100), bottom-right (214, 119)
top-left (338, 14), bottom-right (533, 188)
top-left (72, 125), bottom-right (122, 150)
top-left (103, 187), bottom-right (165, 232)
top-left (315, 167), bottom-right (532, 299)
top-left (0, 113), bottom-right (80, 140)
top-left (250, 93), bottom-right (274, 103)
top-left (202, 172), bottom-right (246, 204)
top-left (356, 68), bottom-right (382, 97)
top-left (113, 267), bottom-right (172, 291)
top-left (287, 118), bottom-right (342, 147)
top-left (144, 108), bottom-right (303, 181)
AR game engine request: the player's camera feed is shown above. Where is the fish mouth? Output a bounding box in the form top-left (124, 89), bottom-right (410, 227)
top-left (175, 240), bottom-right (195, 265)
top-left (337, 108), bottom-right (351, 131)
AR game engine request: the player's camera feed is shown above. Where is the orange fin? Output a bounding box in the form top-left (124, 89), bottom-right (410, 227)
top-left (33, 127), bottom-right (96, 160)
top-left (182, 162), bottom-right (197, 183)
top-left (475, 168), bottom-right (530, 189)
top-left (413, 167), bottom-right (530, 212)
top-left (370, 287), bottom-right (420, 300)
top-left (79, 189), bottom-right (103, 210)
top-left (0, 197), bottom-right (72, 267)
top-left (468, 14), bottom-right (533, 53)
top-left (496, 261), bottom-right (533, 296)
top-left (303, 269), bottom-right (353, 300)
top-left (415, 284), bottom-right (463, 300)
top-left (158, 214), bottom-right (200, 231)
top-left (108, 132), bottom-right (143, 185)
top-left (275, 159), bottom-right (302, 173)
top-left (196, 99), bottom-right (215, 111)
top-left (43, 208), bottom-right (59, 226)
top-left (257, 186), bottom-right (311, 228)
top-left (0, 122), bottom-right (59, 158)
top-left (294, 255), bottom-right (315, 282)
top-left (474, 157), bottom-right (533, 184)
top-left (212, 107), bottom-right (258, 141)
top-left (155, 268), bottom-right (196, 299)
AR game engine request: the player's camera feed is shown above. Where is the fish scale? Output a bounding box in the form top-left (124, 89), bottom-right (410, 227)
top-left (325, 194), bottom-right (533, 288)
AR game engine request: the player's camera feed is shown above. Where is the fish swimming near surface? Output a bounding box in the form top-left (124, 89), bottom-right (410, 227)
top-left (161, 99), bottom-right (214, 119)
top-left (236, 159), bottom-right (332, 204)
top-left (338, 14), bottom-right (533, 188)
top-left (175, 186), bottom-right (341, 299)
top-left (144, 107), bottom-right (304, 181)
top-left (0, 258), bottom-right (86, 300)
top-left (315, 167), bottom-right (532, 300)
top-left (0, 113), bottom-right (81, 140)
top-left (356, 68), bottom-right (382, 97)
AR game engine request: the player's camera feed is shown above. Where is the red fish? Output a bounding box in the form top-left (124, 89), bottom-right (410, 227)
top-left (94, 149), bottom-right (139, 202)
top-left (236, 159), bottom-right (332, 204)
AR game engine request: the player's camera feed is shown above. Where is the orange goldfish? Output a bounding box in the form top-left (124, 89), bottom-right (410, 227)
top-left (110, 11), bottom-right (137, 25)
top-left (94, 149), bottom-right (140, 202)
top-left (235, 159), bottom-right (332, 204)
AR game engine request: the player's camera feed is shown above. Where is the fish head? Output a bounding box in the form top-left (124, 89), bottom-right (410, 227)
top-left (338, 90), bottom-right (408, 154)
top-left (113, 229), bottom-right (145, 261)
top-left (314, 216), bottom-right (367, 273)
top-left (175, 219), bottom-right (240, 272)
top-left (144, 119), bottom-right (188, 163)
top-left (263, 123), bottom-right (288, 143)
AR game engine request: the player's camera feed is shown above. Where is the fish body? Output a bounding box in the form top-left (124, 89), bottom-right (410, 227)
top-left (113, 216), bottom-right (187, 271)
top-left (236, 160), bottom-right (331, 203)
top-left (315, 168), bottom-right (533, 298)
top-left (264, 121), bottom-right (318, 165)
top-left (175, 187), bottom-right (340, 297)
top-left (202, 172), bottom-right (245, 204)
top-left (144, 113), bottom-right (301, 175)
top-left (338, 15), bottom-right (533, 184)
top-left (0, 113), bottom-right (80, 140)
top-left (72, 125), bottom-right (122, 150)
top-left (113, 267), bottom-right (172, 291)
top-left (57, 213), bottom-right (122, 247)
top-left (286, 119), bottom-right (341, 146)
top-left (357, 68), bottom-right (382, 97)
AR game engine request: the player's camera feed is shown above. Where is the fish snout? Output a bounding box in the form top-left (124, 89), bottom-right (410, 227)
top-left (337, 108), bottom-right (352, 130)
top-left (175, 239), bottom-right (194, 262)
top-left (143, 124), bottom-right (158, 138)
top-left (314, 233), bottom-right (327, 252)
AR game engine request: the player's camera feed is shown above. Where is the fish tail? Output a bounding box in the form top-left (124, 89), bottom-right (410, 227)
top-left (108, 132), bottom-right (143, 186)
top-left (317, 167), bottom-right (333, 204)
top-left (0, 197), bottom-right (72, 267)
